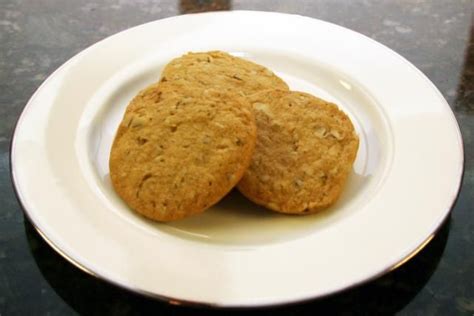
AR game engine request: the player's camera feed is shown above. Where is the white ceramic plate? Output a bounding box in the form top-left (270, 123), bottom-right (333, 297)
top-left (11, 11), bottom-right (463, 307)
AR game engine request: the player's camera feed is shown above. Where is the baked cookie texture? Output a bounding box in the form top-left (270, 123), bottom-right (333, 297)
top-left (110, 82), bottom-right (257, 221)
top-left (237, 89), bottom-right (359, 214)
top-left (159, 51), bottom-right (289, 95)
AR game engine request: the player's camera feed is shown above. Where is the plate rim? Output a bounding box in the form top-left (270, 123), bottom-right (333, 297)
top-left (10, 10), bottom-right (465, 308)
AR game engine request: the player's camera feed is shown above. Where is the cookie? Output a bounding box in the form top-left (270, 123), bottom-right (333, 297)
top-left (109, 82), bottom-right (257, 221)
top-left (159, 51), bottom-right (289, 96)
top-left (237, 90), bottom-right (359, 214)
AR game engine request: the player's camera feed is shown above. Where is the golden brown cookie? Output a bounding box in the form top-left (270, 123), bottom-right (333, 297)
top-left (237, 90), bottom-right (359, 214)
top-left (109, 82), bottom-right (257, 221)
top-left (159, 51), bottom-right (289, 95)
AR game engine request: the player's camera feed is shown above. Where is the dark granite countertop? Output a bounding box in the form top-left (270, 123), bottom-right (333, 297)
top-left (1, 0), bottom-right (473, 315)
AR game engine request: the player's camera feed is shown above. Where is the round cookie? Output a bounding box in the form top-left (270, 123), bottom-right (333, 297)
top-left (110, 82), bottom-right (257, 221)
top-left (160, 51), bottom-right (289, 96)
top-left (237, 90), bottom-right (359, 214)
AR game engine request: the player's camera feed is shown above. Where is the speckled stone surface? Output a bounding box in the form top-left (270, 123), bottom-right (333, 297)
top-left (1, 0), bottom-right (473, 315)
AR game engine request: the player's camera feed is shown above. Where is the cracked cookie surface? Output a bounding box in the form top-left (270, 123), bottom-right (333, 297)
top-left (159, 51), bottom-right (289, 95)
top-left (237, 90), bottom-right (359, 214)
top-left (109, 82), bottom-right (257, 221)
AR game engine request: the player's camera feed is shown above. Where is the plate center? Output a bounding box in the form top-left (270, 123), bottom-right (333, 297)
top-left (82, 51), bottom-right (393, 246)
